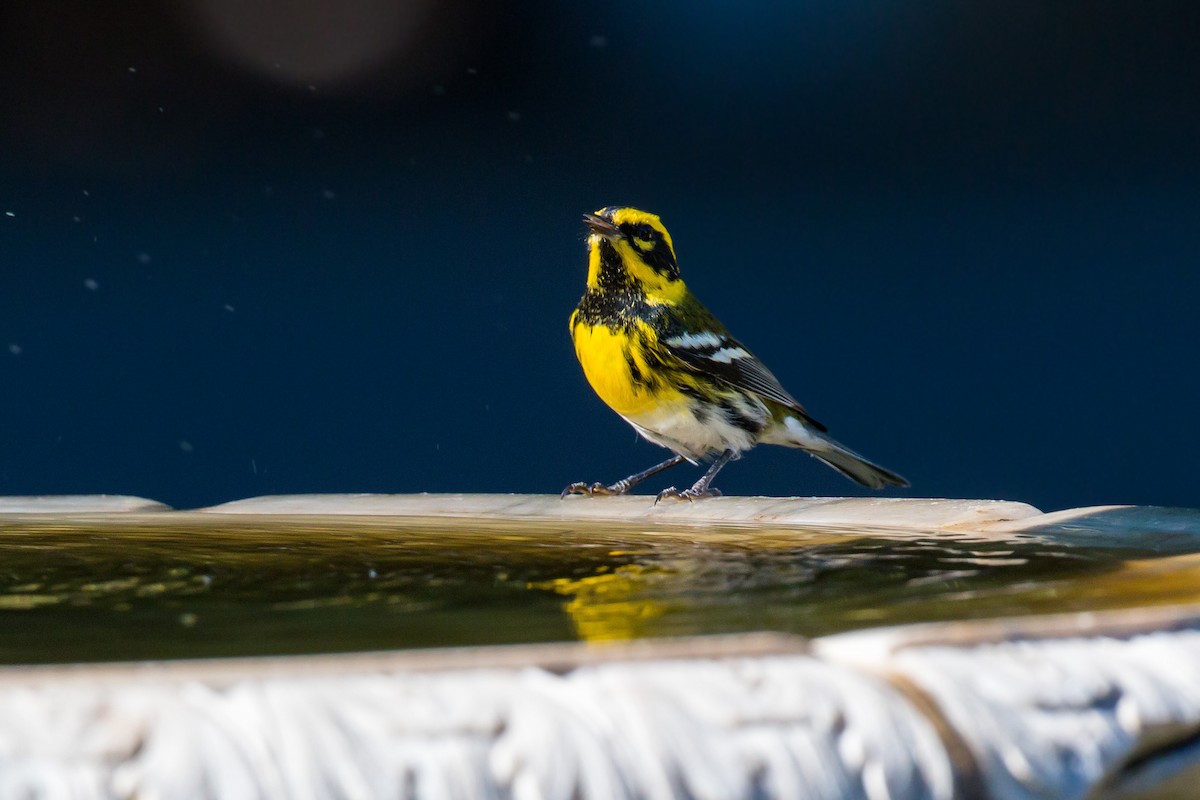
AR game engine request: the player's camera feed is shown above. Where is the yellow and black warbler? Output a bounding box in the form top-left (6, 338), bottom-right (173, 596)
top-left (564, 206), bottom-right (909, 501)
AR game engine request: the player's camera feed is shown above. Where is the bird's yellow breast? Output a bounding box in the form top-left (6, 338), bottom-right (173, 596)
top-left (572, 320), bottom-right (675, 417)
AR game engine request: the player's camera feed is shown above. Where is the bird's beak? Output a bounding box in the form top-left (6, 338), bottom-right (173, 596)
top-left (582, 212), bottom-right (622, 239)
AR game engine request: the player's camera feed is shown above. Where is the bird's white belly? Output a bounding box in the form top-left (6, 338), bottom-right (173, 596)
top-left (620, 399), bottom-right (761, 462)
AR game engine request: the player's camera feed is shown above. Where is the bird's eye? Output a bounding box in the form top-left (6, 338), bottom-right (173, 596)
top-left (637, 224), bottom-right (656, 240)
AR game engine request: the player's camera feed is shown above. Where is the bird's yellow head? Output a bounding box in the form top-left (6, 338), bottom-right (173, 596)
top-left (582, 206), bottom-right (685, 304)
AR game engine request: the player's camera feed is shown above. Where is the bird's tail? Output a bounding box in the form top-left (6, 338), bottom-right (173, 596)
top-left (773, 416), bottom-right (910, 489)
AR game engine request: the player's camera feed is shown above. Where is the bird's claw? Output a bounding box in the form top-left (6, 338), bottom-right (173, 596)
top-left (561, 481), bottom-right (623, 498)
top-left (654, 486), bottom-right (722, 504)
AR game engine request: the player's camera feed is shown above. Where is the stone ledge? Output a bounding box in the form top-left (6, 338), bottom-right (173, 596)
top-left (0, 495), bottom-right (172, 513)
top-left (201, 493), bottom-right (1043, 532)
top-left (5, 494), bottom-right (1200, 549)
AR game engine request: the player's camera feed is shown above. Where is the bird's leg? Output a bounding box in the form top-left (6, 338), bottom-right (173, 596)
top-left (562, 454), bottom-right (688, 498)
top-left (656, 449), bottom-right (735, 503)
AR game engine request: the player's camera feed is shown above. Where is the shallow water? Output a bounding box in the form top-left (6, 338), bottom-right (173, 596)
top-left (0, 514), bottom-right (1194, 664)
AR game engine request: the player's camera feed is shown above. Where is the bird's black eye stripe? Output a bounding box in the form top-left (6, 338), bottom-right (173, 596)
top-left (610, 219), bottom-right (679, 280)
top-left (618, 222), bottom-right (658, 241)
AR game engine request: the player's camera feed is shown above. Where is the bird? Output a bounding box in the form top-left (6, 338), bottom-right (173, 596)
top-left (562, 206), bottom-right (909, 501)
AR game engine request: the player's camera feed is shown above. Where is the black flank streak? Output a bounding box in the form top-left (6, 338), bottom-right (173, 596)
top-left (625, 349), bottom-right (645, 387)
top-left (719, 398), bottom-right (765, 434)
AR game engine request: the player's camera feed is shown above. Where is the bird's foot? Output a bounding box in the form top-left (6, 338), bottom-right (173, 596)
top-left (561, 481), bottom-right (627, 498)
top-left (654, 486), bottom-right (722, 504)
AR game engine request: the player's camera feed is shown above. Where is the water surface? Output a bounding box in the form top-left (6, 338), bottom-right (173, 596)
top-left (0, 515), bottom-right (1192, 664)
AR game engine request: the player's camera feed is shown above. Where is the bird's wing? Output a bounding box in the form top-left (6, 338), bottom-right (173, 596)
top-left (662, 328), bottom-right (829, 432)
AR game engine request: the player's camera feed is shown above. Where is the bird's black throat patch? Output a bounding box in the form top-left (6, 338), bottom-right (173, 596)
top-left (574, 285), bottom-right (657, 329)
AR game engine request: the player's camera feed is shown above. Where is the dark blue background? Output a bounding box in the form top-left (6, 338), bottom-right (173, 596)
top-left (1, 2), bottom-right (1197, 512)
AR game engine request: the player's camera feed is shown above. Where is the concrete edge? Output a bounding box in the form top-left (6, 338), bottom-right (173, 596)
top-left (3, 494), bottom-right (1198, 547)
top-left (201, 493), bottom-right (1046, 532)
top-left (0, 493), bottom-right (1047, 533)
top-left (0, 495), bottom-right (173, 513)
